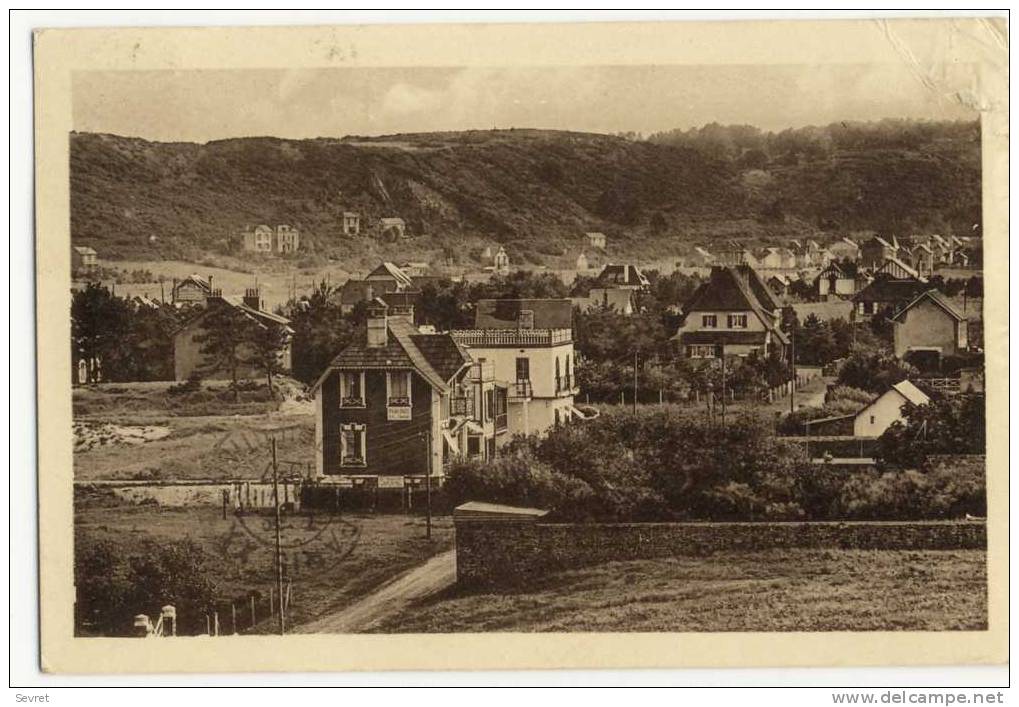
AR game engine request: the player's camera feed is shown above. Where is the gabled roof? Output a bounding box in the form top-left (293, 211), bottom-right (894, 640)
top-left (679, 266), bottom-right (788, 346)
top-left (595, 264), bottom-right (649, 288)
top-left (314, 315), bottom-right (470, 394)
top-left (891, 289), bottom-right (967, 323)
top-left (175, 297), bottom-right (292, 336)
top-left (875, 256), bottom-right (923, 281)
top-left (475, 299), bottom-right (573, 330)
top-left (912, 243), bottom-right (933, 254)
top-left (864, 236), bottom-right (895, 249)
top-left (856, 379), bottom-right (930, 420)
top-left (585, 231), bottom-right (606, 239)
top-left (73, 245), bottom-right (97, 255)
top-left (380, 217), bottom-right (406, 226)
top-left (367, 262), bottom-right (413, 288)
top-left (175, 274), bottom-right (211, 292)
top-left (853, 278), bottom-right (928, 304)
top-left (342, 211), bottom-right (359, 217)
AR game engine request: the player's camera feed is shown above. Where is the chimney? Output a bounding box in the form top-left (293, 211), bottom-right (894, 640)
top-left (389, 303), bottom-right (414, 323)
top-left (243, 287), bottom-right (261, 310)
top-left (208, 275), bottom-right (214, 294)
top-left (366, 301), bottom-right (388, 348)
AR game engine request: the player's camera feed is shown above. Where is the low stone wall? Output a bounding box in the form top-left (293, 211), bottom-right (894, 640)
top-left (454, 517), bottom-right (986, 588)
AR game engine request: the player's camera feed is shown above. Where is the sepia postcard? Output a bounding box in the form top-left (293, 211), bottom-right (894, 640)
top-left (34, 16), bottom-right (1008, 673)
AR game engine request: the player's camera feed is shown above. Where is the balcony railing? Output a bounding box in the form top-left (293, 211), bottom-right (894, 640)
top-left (452, 328), bottom-right (572, 347)
top-left (449, 396), bottom-right (474, 417)
top-left (340, 396), bottom-right (365, 408)
top-left (510, 379), bottom-right (533, 399)
top-left (388, 396), bottom-right (411, 408)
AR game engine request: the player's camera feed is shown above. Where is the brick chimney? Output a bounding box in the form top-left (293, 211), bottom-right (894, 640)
top-left (366, 301), bottom-right (388, 348)
top-left (243, 287), bottom-right (261, 310)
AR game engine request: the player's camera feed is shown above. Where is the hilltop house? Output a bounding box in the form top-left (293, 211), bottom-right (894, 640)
top-left (172, 274), bottom-right (213, 305)
top-left (173, 289), bottom-right (293, 381)
top-left (860, 236), bottom-right (898, 270)
top-left (891, 289), bottom-right (968, 362)
top-left (452, 299), bottom-right (584, 445)
top-left (585, 264), bottom-right (650, 315)
top-left (71, 246), bottom-right (98, 276)
top-left (242, 224), bottom-right (299, 254)
top-left (380, 217), bottom-right (407, 240)
top-left (671, 264), bottom-right (789, 360)
top-left (311, 301), bottom-right (498, 482)
top-left (585, 232), bottom-right (607, 250)
top-left (342, 212), bottom-right (361, 236)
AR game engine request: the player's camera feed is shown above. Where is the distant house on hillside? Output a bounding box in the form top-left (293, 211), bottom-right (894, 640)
top-left (242, 224), bottom-right (299, 254)
top-left (671, 264), bottom-right (789, 360)
top-left (891, 289), bottom-right (968, 362)
top-left (379, 217), bottom-right (406, 241)
top-left (575, 252), bottom-right (590, 271)
top-left (585, 232), bottom-right (607, 250)
top-left (827, 237), bottom-right (861, 263)
top-left (173, 289), bottom-right (293, 381)
top-left (342, 212), bottom-right (361, 236)
top-left (172, 274), bottom-right (213, 305)
top-left (584, 264), bottom-right (649, 315)
top-left (852, 380), bottom-right (929, 437)
top-left (71, 246), bottom-right (98, 277)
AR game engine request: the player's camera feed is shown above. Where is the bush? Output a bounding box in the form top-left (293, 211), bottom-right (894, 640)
top-left (167, 373), bottom-right (203, 395)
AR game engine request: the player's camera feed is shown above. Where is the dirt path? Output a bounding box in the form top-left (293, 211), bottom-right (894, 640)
top-left (294, 549), bottom-right (457, 634)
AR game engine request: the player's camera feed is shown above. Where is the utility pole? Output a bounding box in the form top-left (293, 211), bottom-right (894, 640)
top-left (790, 329), bottom-right (796, 414)
top-left (719, 344), bottom-right (726, 428)
top-left (424, 428), bottom-right (433, 540)
top-left (632, 350), bottom-right (638, 414)
top-left (271, 438), bottom-right (285, 635)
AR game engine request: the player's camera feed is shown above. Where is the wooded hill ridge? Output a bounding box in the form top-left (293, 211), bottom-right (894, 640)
top-left (70, 120), bottom-right (980, 266)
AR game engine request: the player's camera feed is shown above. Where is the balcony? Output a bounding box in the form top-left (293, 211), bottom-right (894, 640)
top-left (388, 396), bottom-right (411, 408)
top-left (449, 396), bottom-right (475, 418)
top-left (509, 379), bottom-right (533, 399)
top-left (452, 328), bottom-right (572, 348)
top-left (340, 396), bottom-right (365, 408)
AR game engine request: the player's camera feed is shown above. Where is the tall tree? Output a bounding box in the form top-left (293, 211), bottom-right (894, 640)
top-left (193, 301), bottom-right (254, 396)
top-left (244, 321), bottom-right (291, 396)
top-left (70, 283), bottom-right (131, 384)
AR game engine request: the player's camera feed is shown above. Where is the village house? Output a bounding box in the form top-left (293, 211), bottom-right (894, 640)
top-left (860, 236), bottom-right (899, 270)
top-left (172, 288), bottom-right (293, 381)
top-left (815, 261), bottom-right (866, 301)
top-left (891, 289), bottom-right (969, 363)
top-left (342, 211), bottom-right (361, 236)
top-left (241, 224), bottom-right (299, 254)
top-left (275, 225), bottom-right (300, 254)
top-left (492, 246), bottom-right (510, 273)
top-left (71, 245), bottom-right (98, 276)
top-left (874, 256), bottom-right (924, 282)
top-left (826, 237), bottom-right (861, 263)
top-left (380, 217), bottom-right (407, 240)
top-left (171, 274), bottom-right (213, 305)
top-left (928, 234), bottom-right (954, 266)
top-left (756, 246), bottom-right (797, 270)
top-left (451, 299), bottom-right (584, 446)
top-left (852, 380), bottom-right (929, 437)
top-left (585, 264), bottom-right (650, 315)
top-left (671, 264), bottom-right (789, 361)
top-left (585, 232), bottom-right (607, 250)
top-left (767, 274), bottom-right (791, 298)
top-left (339, 262), bottom-right (421, 315)
top-left (311, 301), bottom-right (499, 483)
top-left (908, 242), bottom-right (935, 278)
top-left (803, 379), bottom-right (930, 438)
top-left (851, 258), bottom-right (928, 320)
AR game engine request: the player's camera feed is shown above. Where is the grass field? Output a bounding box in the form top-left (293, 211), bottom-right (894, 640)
top-left (73, 381), bottom-right (315, 481)
top-left (75, 500), bottom-right (453, 634)
top-left (376, 548), bottom-right (986, 633)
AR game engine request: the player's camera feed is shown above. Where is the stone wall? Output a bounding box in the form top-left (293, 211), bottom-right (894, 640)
top-left (454, 518), bottom-right (986, 588)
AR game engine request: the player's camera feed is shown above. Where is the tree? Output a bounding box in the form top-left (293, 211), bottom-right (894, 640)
top-left (875, 393), bottom-right (986, 468)
top-left (288, 281), bottom-right (358, 385)
top-left (795, 314), bottom-right (838, 366)
top-left (837, 349), bottom-right (918, 393)
top-left (70, 283), bottom-right (131, 384)
top-left (193, 301), bottom-right (255, 397)
top-left (124, 540), bottom-right (220, 636)
top-left (244, 321), bottom-right (290, 395)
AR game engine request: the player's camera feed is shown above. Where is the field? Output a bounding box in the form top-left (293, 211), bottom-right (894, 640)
top-left (73, 381), bottom-right (314, 481)
top-left (376, 548), bottom-right (987, 633)
top-left (75, 500), bottom-right (453, 634)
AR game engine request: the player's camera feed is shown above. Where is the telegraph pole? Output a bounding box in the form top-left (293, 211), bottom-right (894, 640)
top-left (271, 438), bottom-right (285, 635)
top-left (719, 344), bottom-right (727, 428)
top-left (632, 350), bottom-right (639, 414)
top-left (425, 428), bottom-right (433, 540)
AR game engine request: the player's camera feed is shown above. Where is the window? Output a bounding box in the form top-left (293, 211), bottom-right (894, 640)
top-left (467, 436), bottom-right (481, 457)
top-left (702, 314), bottom-right (718, 328)
top-left (340, 424), bottom-right (366, 467)
top-left (387, 371), bottom-right (411, 406)
top-left (555, 358), bottom-right (562, 391)
top-left (515, 357), bottom-right (530, 382)
top-left (869, 415), bottom-right (875, 425)
top-left (863, 302), bottom-right (875, 315)
top-left (687, 345), bottom-right (717, 359)
top-left (727, 313), bottom-right (748, 329)
top-left (485, 389), bottom-right (494, 421)
top-left (518, 310), bottom-right (535, 329)
top-left (340, 371), bottom-right (364, 407)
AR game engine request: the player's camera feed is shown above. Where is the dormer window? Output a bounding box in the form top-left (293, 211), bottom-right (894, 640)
top-left (340, 371), bottom-right (365, 407)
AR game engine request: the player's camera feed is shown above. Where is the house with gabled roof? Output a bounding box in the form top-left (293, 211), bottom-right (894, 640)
top-left (815, 261), bottom-right (866, 300)
top-left (860, 236), bottom-right (898, 269)
top-left (908, 242), bottom-right (935, 278)
top-left (671, 264), bottom-right (789, 361)
top-left (827, 237), bottom-right (861, 263)
top-left (172, 274), bottom-right (212, 305)
top-left (173, 288), bottom-right (293, 381)
top-left (875, 256), bottom-right (925, 282)
top-left (853, 380), bottom-right (930, 437)
top-left (891, 289), bottom-right (968, 361)
top-left (72, 245), bottom-right (98, 276)
top-left (585, 232), bottom-right (607, 250)
top-left (312, 300), bottom-right (498, 481)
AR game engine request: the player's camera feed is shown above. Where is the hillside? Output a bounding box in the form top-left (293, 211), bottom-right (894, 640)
top-left (69, 124), bottom-right (981, 268)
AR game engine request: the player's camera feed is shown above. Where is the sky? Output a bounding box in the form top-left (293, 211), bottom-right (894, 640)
top-left (72, 63), bottom-right (979, 143)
